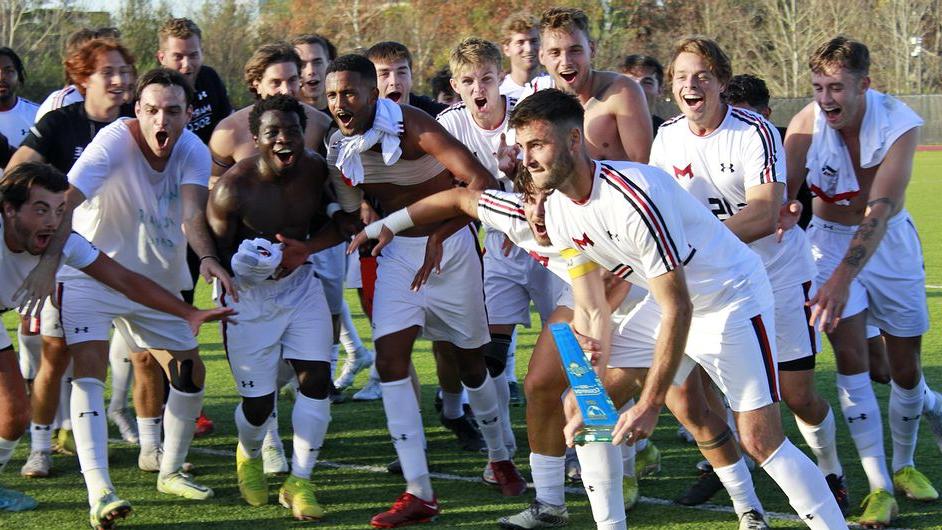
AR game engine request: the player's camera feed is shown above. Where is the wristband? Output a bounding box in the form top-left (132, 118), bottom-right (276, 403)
top-left (365, 208), bottom-right (415, 239)
top-left (199, 255), bottom-right (220, 263)
top-left (326, 202), bottom-right (342, 217)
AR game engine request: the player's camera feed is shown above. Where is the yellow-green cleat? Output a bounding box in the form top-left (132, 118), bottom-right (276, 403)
top-left (279, 475), bottom-right (324, 521)
top-left (157, 470), bottom-right (214, 500)
top-left (56, 428), bottom-right (76, 455)
top-left (635, 442), bottom-right (661, 478)
top-left (859, 489), bottom-right (898, 529)
top-left (88, 489), bottom-right (131, 529)
top-left (624, 475), bottom-right (639, 512)
top-left (237, 443), bottom-right (268, 506)
top-left (893, 466), bottom-right (939, 501)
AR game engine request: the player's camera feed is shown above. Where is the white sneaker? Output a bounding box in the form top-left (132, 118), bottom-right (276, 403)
top-left (139, 445), bottom-right (163, 472)
top-left (108, 408), bottom-right (140, 444)
top-left (497, 499), bottom-right (569, 528)
top-left (352, 377), bottom-right (382, 401)
top-left (262, 443), bottom-right (289, 475)
top-left (20, 450), bottom-right (51, 478)
top-left (334, 348), bottom-right (374, 390)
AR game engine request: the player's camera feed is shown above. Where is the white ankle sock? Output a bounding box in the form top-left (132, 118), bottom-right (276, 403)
top-left (71, 377), bottom-right (114, 506)
top-left (440, 391), bottom-right (464, 420)
top-left (234, 403), bottom-right (267, 458)
top-left (107, 333), bottom-right (133, 415)
top-left (0, 436), bottom-right (18, 472)
top-left (290, 393), bottom-right (330, 480)
top-left (795, 407), bottom-right (843, 477)
top-left (381, 377), bottom-right (431, 499)
top-left (338, 301), bottom-right (366, 355)
top-left (29, 423), bottom-right (53, 453)
top-left (160, 387), bottom-right (202, 476)
top-left (465, 375), bottom-right (510, 462)
top-left (530, 452), bottom-right (566, 506)
top-left (761, 439), bottom-right (848, 529)
top-left (263, 409), bottom-right (283, 450)
top-left (137, 416), bottom-right (162, 452)
top-left (890, 377), bottom-right (925, 472)
top-left (713, 458), bottom-right (763, 517)
top-left (575, 442), bottom-right (626, 529)
top-left (837, 372), bottom-right (892, 492)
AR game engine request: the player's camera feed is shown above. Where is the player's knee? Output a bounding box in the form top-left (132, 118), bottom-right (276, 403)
top-left (737, 427), bottom-right (780, 463)
top-left (242, 394), bottom-right (275, 426)
top-left (168, 358), bottom-right (203, 393)
top-left (295, 361), bottom-right (331, 400)
top-left (782, 386), bottom-right (817, 417)
top-left (524, 370), bottom-right (564, 405)
top-left (483, 334), bottom-right (512, 377)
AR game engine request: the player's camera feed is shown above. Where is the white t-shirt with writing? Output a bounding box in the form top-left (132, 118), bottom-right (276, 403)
top-left (61, 118), bottom-right (210, 292)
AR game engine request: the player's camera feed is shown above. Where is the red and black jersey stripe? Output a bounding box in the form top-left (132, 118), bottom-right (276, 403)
top-left (730, 108), bottom-right (779, 185)
top-left (479, 191), bottom-right (526, 222)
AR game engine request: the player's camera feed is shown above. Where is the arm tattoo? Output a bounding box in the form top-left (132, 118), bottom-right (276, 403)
top-left (843, 245), bottom-right (867, 268)
top-left (855, 218), bottom-right (880, 242)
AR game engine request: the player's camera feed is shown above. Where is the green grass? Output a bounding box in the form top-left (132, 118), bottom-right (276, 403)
top-left (4, 152), bottom-right (942, 529)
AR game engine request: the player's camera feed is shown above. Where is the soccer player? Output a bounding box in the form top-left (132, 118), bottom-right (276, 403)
top-left (325, 54), bottom-right (526, 527)
top-left (0, 47), bottom-right (39, 149)
top-left (10, 37), bottom-right (144, 477)
top-left (785, 36), bottom-right (942, 528)
top-left (651, 37), bottom-right (846, 519)
top-left (367, 41), bottom-right (448, 116)
top-left (208, 95), bottom-right (334, 520)
top-left (513, 88), bottom-right (848, 529)
top-left (292, 34), bottom-right (335, 113)
top-left (16, 68), bottom-right (237, 527)
top-left (429, 67), bottom-right (459, 106)
top-left (0, 162), bottom-right (232, 517)
top-left (620, 54), bottom-right (666, 130)
top-left (499, 13), bottom-right (542, 100)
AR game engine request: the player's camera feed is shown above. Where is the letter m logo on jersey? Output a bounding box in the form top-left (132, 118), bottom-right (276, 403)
top-left (572, 233), bottom-right (595, 250)
top-left (528, 250), bottom-right (550, 268)
top-left (673, 164), bottom-right (693, 179)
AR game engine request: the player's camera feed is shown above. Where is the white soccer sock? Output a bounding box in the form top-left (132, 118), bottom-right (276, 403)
top-left (234, 403), bottom-right (267, 458)
top-left (338, 301), bottom-right (366, 355)
top-left (29, 423), bottom-right (53, 453)
top-left (159, 387), bottom-right (202, 477)
top-left (761, 439), bottom-right (848, 529)
top-left (465, 375), bottom-right (510, 462)
top-left (530, 452), bottom-right (566, 506)
top-left (56, 361), bottom-right (74, 430)
top-left (382, 378), bottom-right (432, 500)
top-left (575, 442), bottom-right (626, 529)
top-left (890, 378), bottom-right (925, 472)
top-left (290, 393), bottom-right (331, 480)
top-left (503, 329), bottom-right (518, 383)
top-left (795, 407), bottom-right (843, 477)
top-left (619, 400), bottom-right (636, 478)
top-left (71, 377), bottom-right (114, 506)
top-left (837, 372), bottom-right (892, 492)
top-left (330, 344), bottom-right (340, 379)
top-left (17, 330), bottom-right (41, 381)
top-left (924, 381), bottom-right (940, 414)
top-left (136, 416), bottom-right (162, 452)
top-left (713, 458), bottom-right (763, 517)
top-left (107, 333), bottom-right (133, 415)
top-left (0, 436), bottom-right (18, 472)
top-left (263, 409), bottom-right (283, 451)
top-left (491, 372), bottom-right (516, 457)
top-left (441, 391), bottom-right (464, 420)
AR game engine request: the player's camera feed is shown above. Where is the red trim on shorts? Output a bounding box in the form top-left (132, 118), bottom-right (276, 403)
top-left (56, 282), bottom-right (65, 333)
top-left (801, 281), bottom-right (818, 355)
top-left (750, 314), bottom-right (780, 402)
top-left (359, 256), bottom-right (377, 320)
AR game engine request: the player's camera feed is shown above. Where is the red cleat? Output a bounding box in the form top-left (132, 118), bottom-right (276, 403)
top-left (194, 411), bottom-right (214, 438)
top-left (490, 460), bottom-right (528, 496)
top-left (370, 492), bottom-right (439, 528)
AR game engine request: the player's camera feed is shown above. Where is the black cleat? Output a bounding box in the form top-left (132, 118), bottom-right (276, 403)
top-left (440, 413), bottom-right (486, 452)
top-left (675, 469), bottom-right (724, 506)
top-left (826, 473), bottom-right (850, 516)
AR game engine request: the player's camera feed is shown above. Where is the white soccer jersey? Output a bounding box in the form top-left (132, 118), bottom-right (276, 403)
top-left (437, 95), bottom-right (517, 191)
top-left (59, 119), bottom-right (211, 293)
top-left (35, 85), bottom-right (83, 123)
top-left (650, 107), bottom-right (815, 289)
top-left (544, 160), bottom-right (772, 318)
top-left (0, 217), bottom-right (98, 309)
top-left (0, 97), bottom-right (39, 147)
top-left (499, 76), bottom-right (527, 100)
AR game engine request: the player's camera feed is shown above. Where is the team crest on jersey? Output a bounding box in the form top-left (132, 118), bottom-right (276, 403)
top-left (673, 164), bottom-right (693, 179)
top-left (572, 233), bottom-right (595, 250)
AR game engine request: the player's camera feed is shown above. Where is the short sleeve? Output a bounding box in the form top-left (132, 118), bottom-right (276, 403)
top-left (62, 233), bottom-right (99, 269)
top-left (179, 133), bottom-right (211, 187)
top-left (737, 112), bottom-right (785, 189)
top-left (67, 130), bottom-right (113, 200)
top-left (620, 175), bottom-right (690, 280)
top-left (477, 190), bottom-right (531, 242)
top-left (20, 111), bottom-right (59, 159)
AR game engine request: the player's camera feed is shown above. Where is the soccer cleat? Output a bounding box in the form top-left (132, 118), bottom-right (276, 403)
top-left (371, 492), bottom-right (439, 528)
top-left (55, 428), bottom-right (76, 455)
top-left (675, 469), bottom-right (723, 506)
top-left (676, 425), bottom-right (696, 444)
top-left (624, 474), bottom-right (639, 512)
top-left (0, 486), bottom-right (38, 512)
top-left (386, 457), bottom-right (402, 475)
top-left (157, 470), bottom-right (214, 500)
top-left (138, 446), bottom-right (163, 472)
top-left (893, 466), bottom-right (939, 501)
top-left (88, 489), bottom-right (131, 528)
top-left (329, 387), bottom-right (347, 404)
top-left (262, 443), bottom-right (289, 476)
top-left (482, 462), bottom-right (497, 485)
top-left (497, 499), bottom-right (569, 529)
top-left (489, 460), bottom-right (528, 496)
top-left (737, 509), bottom-right (770, 530)
top-left (194, 411), bottom-right (214, 438)
top-left (635, 442), bottom-right (661, 477)
top-left (107, 408), bottom-right (139, 444)
top-left (922, 390), bottom-right (942, 452)
top-left (20, 450), bottom-right (52, 478)
top-left (279, 475), bottom-right (324, 520)
top-left (826, 473), bottom-right (850, 516)
top-left (353, 377), bottom-right (383, 401)
top-left (236, 443), bottom-right (268, 506)
top-left (334, 348), bottom-right (373, 390)
top-left (858, 489), bottom-right (898, 529)
top-left (440, 413), bottom-right (486, 452)
top-left (508, 381), bottom-right (525, 406)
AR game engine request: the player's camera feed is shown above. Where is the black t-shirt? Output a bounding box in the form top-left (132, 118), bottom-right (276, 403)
top-left (409, 93), bottom-right (447, 117)
top-left (20, 102), bottom-right (134, 173)
top-left (187, 66), bottom-right (233, 145)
